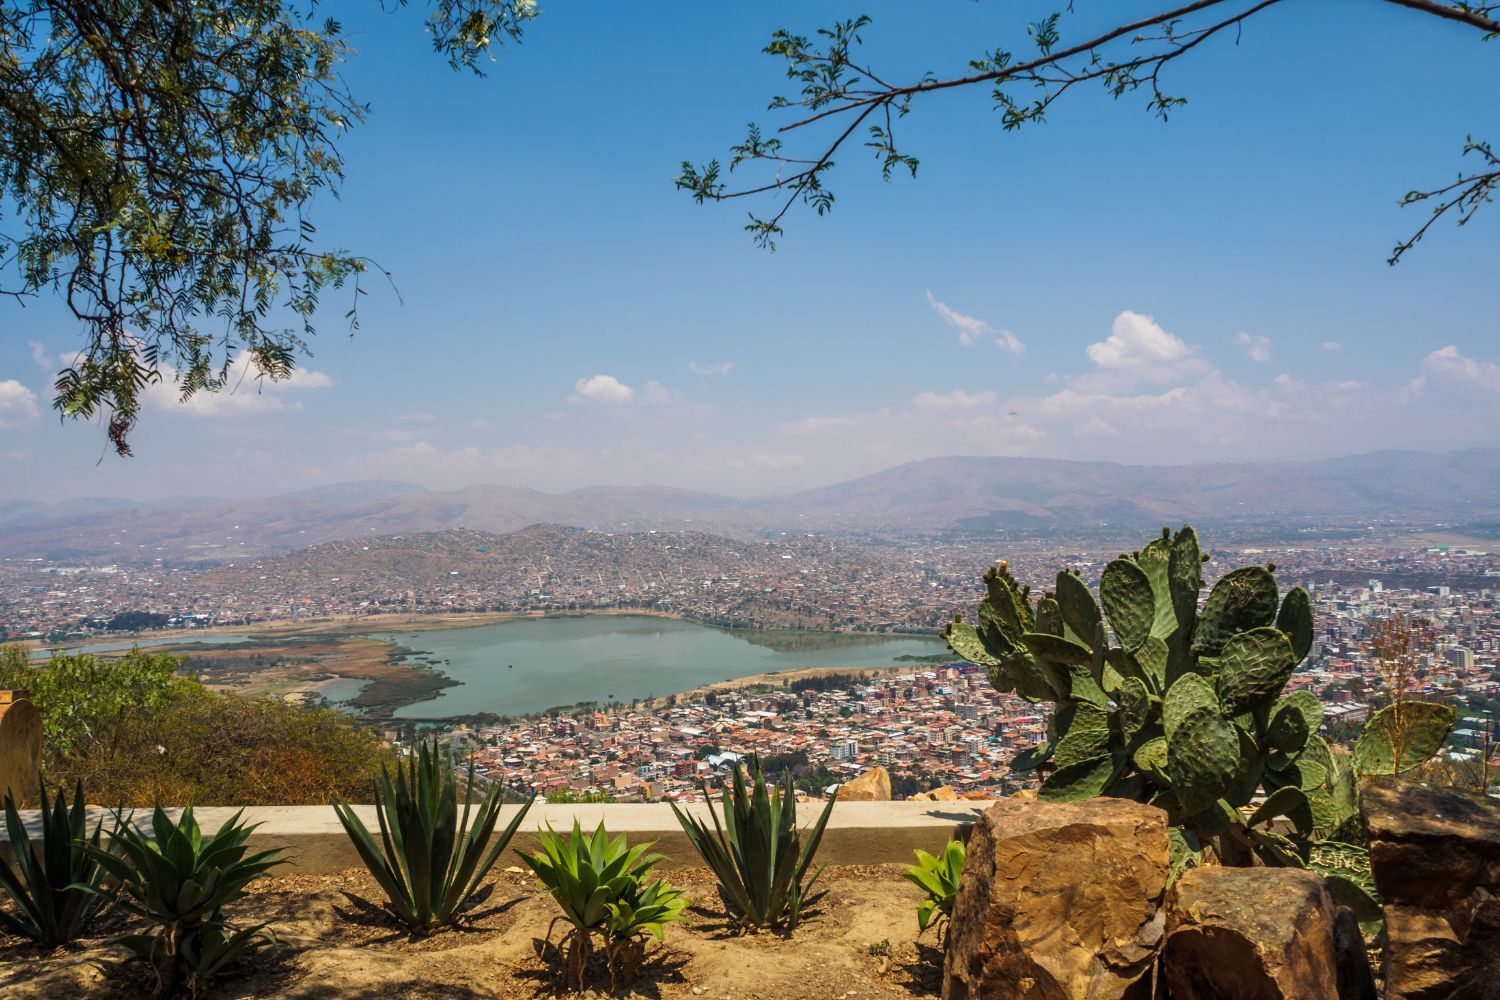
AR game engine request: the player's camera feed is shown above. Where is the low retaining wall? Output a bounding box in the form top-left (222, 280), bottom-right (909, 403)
top-left (1, 800), bottom-right (987, 875)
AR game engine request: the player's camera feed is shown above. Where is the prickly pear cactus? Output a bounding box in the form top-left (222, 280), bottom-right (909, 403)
top-left (945, 526), bottom-right (1358, 862)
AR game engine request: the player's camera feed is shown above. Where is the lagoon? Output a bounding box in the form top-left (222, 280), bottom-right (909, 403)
top-left (373, 615), bottom-right (947, 718)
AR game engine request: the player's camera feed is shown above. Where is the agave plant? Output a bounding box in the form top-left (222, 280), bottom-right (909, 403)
top-left (81, 804), bottom-right (285, 997)
top-left (904, 839), bottom-right (964, 944)
top-left (522, 819), bottom-right (687, 990)
top-left (0, 777), bottom-right (112, 946)
top-left (670, 756), bottom-right (834, 932)
top-left (331, 739), bottom-right (534, 936)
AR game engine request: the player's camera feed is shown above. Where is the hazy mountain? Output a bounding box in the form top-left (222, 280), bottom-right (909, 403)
top-left (4, 448), bottom-right (1497, 562)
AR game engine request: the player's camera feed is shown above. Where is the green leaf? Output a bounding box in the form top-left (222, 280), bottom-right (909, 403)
top-left (1276, 587), bottom-right (1314, 661)
top-left (1266, 690), bottom-right (1322, 754)
top-left (1163, 673), bottom-right (1219, 741)
top-left (1101, 558), bottom-right (1154, 650)
top-left (1193, 566), bottom-right (1280, 656)
top-left (1038, 755), bottom-right (1117, 802)
top-left (1053, 702), bottom-right (1112, 769)
top-left (1214, 627), bottom-right (1296, 710)
top-left (944, 620), bottom-right (1000, 667)
top-left (1054, 571), bottom-right (1102, 649)
top-left (1353, 702), bottom-right (1456, 776)
top-left (1166, 707), bottom-right (1239, 816)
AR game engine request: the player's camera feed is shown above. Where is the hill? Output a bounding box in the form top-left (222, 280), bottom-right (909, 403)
top-left (4, 448), bottom-right (1498, 562)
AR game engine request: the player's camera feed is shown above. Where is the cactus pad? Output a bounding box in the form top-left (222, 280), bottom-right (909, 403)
top-left (1193, 566), bottom-right (1280, 656)
top-left (1167, 707), bottom-right (1240, 815)
top-left (1055, 571), bottom-right (1102, 648)
top-left (1101, 557), bottom-right (1155, 650)
top-left (1276, 586), bottom-right (1315, 661)
top-left (1214, 627), bottom-right (1297, 710)
top-left (1266, 689), bottom-right (1322, 754)
top-left (1353, 701), bottom-right (1456, 776)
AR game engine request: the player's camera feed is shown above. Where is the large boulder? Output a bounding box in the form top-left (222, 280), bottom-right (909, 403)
top-left (834, 766), bottom-right (891, 802)
top-left (1161, 866), bottom-right (1349, 1000)
top-left (943, 797), bottom-right (1169, 1000)
top-left (1362, 778), bottom-right (1500, 999)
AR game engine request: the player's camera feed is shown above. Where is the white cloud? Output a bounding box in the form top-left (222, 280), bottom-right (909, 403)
top-left (689, 361), bottom-right (733, 376)
top-left (1418, 345), bottom-right (1500, 393)
top-left (912, 389), bottom-right (999, 412)
top-left (1321, 341), bottom-right (1342, 352)
top-left (144, 355), bottom-right (335, 416)
top-left (926, 291), bottom-right (1025, 355)
top-left (1074, 416), bottom-right (1120, 437)
top-left (0, 380), bottom-right (40, 429)
top-left (570, 374), bottom-right (635, 403)
top-left (1085, 311), bottom-right (1199, 373)
top-left (1235, 331), bottom-right (1271, 362)
top-left (641, 380), bottom-right (681, 406)
top-left (27, 340), bottom-right (51, 375)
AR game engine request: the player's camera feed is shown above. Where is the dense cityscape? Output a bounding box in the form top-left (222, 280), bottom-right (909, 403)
top-left (5, 524), bottom-right (1497, 800)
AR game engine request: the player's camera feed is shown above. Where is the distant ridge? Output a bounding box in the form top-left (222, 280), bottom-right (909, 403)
top-left (4, 448), bottom-right (1498, 562)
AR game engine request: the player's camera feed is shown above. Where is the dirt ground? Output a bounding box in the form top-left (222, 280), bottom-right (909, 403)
top-left (0, 865), bottom-right (946, 999)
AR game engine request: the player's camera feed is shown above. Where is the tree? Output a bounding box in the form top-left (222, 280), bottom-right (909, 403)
top-left (0, 0), bottom-right (538, 455)
top-left (678, 1), bottom-right (1499, 256)
top-left (0, 644), bottom-right (390, 804)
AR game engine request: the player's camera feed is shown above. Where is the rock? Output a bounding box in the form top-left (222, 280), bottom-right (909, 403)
top-left (0, 689), bottom-right (42, 806)
top-left (943, 797), bottom-right (1168, 1000)
top-left (1332, 906), bottom-right (1378, 1000)
top-left (911, 785), bottom-right (958, 802)
top-left (1010, 787), bottom-right (1038, 800)
top-left (835, 766), bottom-right (891, 802)
top-left (1162, 866), bottom-right (1343, 999)
top-left (1362, 778), bottom-right (1500, 999)
top-left (960, 791), bottom-right (996, 801)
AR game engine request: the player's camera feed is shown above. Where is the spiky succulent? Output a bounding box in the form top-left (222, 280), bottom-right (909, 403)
top-left (946, 525), bottom-right (1452, 870)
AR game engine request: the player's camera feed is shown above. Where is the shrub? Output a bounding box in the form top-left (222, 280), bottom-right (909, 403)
top-left (671, 756), bottom-right (833, 932)
top-left (81, 805), bottom-right (284, 997)
top-left (0, 777), bottom-right (112, 946)
top-left (521, 819), bottom-right (688, 990)
top-left (0, 644), bottom-right (392, 806)
top-left (944, 526), bottom-right (1455, 913)
top-left (904, 839), bottom-right (964, 944)
top-left (331, 739), bottom-right (534, 936)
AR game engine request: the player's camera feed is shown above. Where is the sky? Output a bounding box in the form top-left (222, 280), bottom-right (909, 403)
top-left (2, 0), bottom-right (1499, 501)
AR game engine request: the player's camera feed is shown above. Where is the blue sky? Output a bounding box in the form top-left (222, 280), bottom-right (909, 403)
top-left (2, 0), bottom-right (1498, 500)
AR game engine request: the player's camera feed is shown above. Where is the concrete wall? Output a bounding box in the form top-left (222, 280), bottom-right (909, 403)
top-left (1, 801), bottom-right (988, 874)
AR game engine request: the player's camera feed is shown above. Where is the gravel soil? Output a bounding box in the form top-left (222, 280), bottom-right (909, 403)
top-left (0, 864), bottom-right (946, 999)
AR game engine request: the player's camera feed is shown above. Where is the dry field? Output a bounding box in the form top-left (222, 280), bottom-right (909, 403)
top-left (0, 865), bottom-right (944, 1000)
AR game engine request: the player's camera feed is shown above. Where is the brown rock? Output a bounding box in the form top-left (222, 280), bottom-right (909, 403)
top-left (1010, 787), bottom-right (1038, 800)
top-left (943, 797), bottom-right (1169, 1000)
top-left (834, 766), bottom-right (891, 802)
top-left (1332, 906), bottom-right (1378, 1000)
top-left (960, 791), bottom-right (997, 801)
top-left (1362, 778), bottom-right (1500, 999)
top-left (0, 690), bottom-right (42, 806)
top-left (925, 785), bottom-right (959, 801)
top-left (1161, 866), bottom-right (1341, 1000)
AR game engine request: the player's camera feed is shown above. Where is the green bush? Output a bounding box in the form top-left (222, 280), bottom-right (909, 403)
top-left (522, 819), bottom-right (688, 991)
top-left (331, 739), bottom-right (533, 936)
top-left (671, 756), bottom-right (833, 932)
top-left (904, 839), bottom-right (964, 943)
top-left (81, 805), bottom-right (284, 997)
top-left (0, 644), bottom-right (392, 806)
top-left (0, 777), bottom-right (112, 946)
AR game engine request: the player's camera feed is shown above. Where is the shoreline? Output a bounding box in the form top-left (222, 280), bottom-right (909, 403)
top-left (24, 606), bottom-right (939, 650)
top-left (17, 610), bottom-right (952, 722)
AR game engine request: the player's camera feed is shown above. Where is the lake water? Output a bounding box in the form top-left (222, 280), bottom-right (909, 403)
top-left (371, 615), bottom-right (947, 718)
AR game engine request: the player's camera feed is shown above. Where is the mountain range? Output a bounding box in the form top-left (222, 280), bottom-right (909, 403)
top-left (4, 448), bottom-right (1498, 562)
